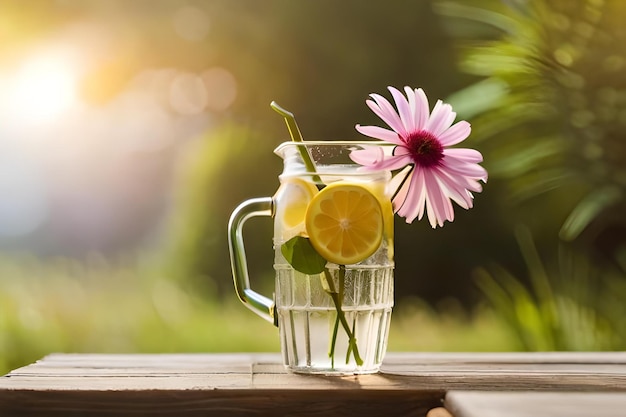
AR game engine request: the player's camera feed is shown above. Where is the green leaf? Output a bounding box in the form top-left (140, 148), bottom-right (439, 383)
top-left (445, 78), bottom-right (509, 119)
top-left (281, 236), bottom-right (327, 275)
top-left (560, 186), bottom-right (623, 241)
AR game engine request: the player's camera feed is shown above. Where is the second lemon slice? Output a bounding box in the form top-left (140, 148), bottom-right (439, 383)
top-left (274, 178), bottom-right (319, 241)
top-left (305, 182), bottom-right (384, 265)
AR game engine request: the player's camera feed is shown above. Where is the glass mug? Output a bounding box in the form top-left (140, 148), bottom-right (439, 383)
top-left (228, 141), bottom-right (394, 374)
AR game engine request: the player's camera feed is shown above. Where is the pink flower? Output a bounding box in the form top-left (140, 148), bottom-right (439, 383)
top-left (352, 86), bottom-right (487, 227)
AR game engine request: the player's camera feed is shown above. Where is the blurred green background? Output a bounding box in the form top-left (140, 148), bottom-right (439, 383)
top-left (2, 0), bottom-right (626, 374)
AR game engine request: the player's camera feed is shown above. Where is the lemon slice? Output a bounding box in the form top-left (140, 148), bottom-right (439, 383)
top-left (305, 182), bottom-right (384, 265)
top-left (274, 178), bottom-right (319, 236)
top-left (361, 181), bottom-right (395, 246)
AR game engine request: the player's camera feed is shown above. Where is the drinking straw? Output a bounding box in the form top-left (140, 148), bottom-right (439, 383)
top-left (270, 101), bottom-right (319, 178)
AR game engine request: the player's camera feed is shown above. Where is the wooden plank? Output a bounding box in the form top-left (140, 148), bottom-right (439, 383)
top-left (1, 352), bottom-right (626, 416)
top-left (0, 353), bottom-right (444, 416)
top-left (445, 391), bottom-right (626, 417)
top-left (379, 352), bottom-right (626, 392)
top-left (7, 353), bottom-right (261, 378)
top-left (383, 351), bottom-right (626, 364)
top-left (0, 389), bottom-right (443, 417)
top-left (5, 352), bottom-right (626, 392)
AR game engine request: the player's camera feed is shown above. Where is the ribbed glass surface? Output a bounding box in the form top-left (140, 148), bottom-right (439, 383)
top-left (275, 259), bottom-right (394, 374)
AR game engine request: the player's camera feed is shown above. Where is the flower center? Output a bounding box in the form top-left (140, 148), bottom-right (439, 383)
top-left (404, 130), bottom-right (444, 168)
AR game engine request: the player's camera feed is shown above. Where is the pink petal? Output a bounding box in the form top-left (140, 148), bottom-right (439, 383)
top-left (442, 156), bottom-right (488, 182)
top-left (392, 145), bottom-right (411, 156)
top-left (439, 162), bottom-right (485, 193)
top-left (351, 145), bottom-right (413, 171)
top-left (438, 180), bottom-right (455, 223)
top-left (424, 186), bottom-right (438, 227)
top-left (448, 171), bottom-right (482, 192)
top-left (414, 88), bottom-right (429, 130)
top-left (432, 167), bottom-right (473, 209)
top-left (355, 125), bottom-right (403, 144)
top-left (424, 170), bottom-right (448, 227)
top-left (465, 179), bottom-right (483, 193)
top-left (395, 166), bottom-right (426, 224)
top-left (365, 99), bottom-right (394, 132)
top-left (391, 167), bottom-right (413, 214)
top-left (388, 86), bottom-right (415, 132)
top-left (350, 147), bottom-right (385, 166)
top-left (404, 86), bottom-right (418, 132)
top-left (394, 179), bottom-right (414, 221)
top-left (426, 100), bottom-right (456, 137)
top-left (374, 154), bottom-right (414, 171)
top-left (368, 94), bottom-right (406, 136)
top-left (443, 147), bottom-right (483, 163)
top-left (438, 120), bottom-right (471, 147)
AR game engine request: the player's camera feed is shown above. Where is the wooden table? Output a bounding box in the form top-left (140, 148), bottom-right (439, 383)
top-left (1, 352), bottom-right (626, 416)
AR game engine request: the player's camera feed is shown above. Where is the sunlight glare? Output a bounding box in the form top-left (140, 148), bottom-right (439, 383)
top-left (9, 52), bottom-right (79, 125)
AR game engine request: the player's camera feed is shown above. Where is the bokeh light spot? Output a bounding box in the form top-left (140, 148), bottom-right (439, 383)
top-left (553, 47), bottom-right (574, 67)
top-left (201, 67), bottom-right (238, 112)
top-left (603, 55), bottom-right (625, 72)
top-left (169, 72), bottom-right (208, 115)
top-left (110, 91), bottom-right (175, 153)
top-left (172, 6), bottom-right (210, 42)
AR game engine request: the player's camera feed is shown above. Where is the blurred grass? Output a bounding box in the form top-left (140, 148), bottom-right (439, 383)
top-left (0, 254), bottom-right (517, 375)
top-left (390, 298), bottom-right (519, 352)
top-left (0, 254), bottom-right (279, 374)
top-left (475, 226), bottom-right (626, 352)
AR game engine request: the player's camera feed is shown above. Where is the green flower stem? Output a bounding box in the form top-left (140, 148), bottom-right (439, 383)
top-left (329, 310), bottom-right (339, 368)
top-left (346, 318), bottom-right (357, 364)
top-left (323, 267), bottom-right (363, 367)
top-left (270, 101), bottom-right (323, 186)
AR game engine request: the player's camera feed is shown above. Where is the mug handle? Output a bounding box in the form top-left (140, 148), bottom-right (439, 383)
top-left (228, 197), bottom-right (277, 326)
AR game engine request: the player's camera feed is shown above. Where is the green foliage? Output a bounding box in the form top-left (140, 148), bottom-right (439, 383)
top-left (475, 227), bottom-right (626, 350)
top-left (442, 0), bottom-right (626, 258)
top-left (164, 123), bottom-right (280, 294)
top-left (438, 0), bottom-right (626, 351)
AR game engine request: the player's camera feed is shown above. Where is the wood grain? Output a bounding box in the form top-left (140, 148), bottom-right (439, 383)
top-left (1, 352), bottom-right (626, 416)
